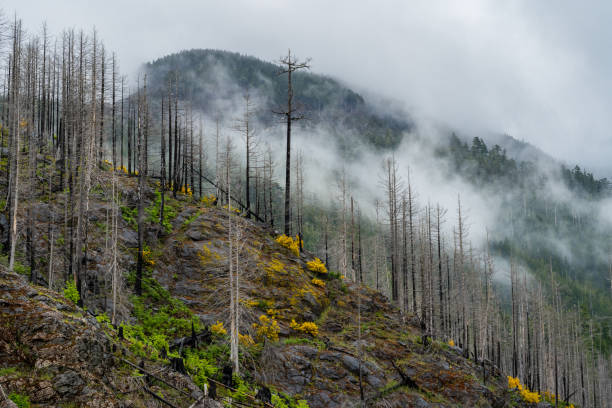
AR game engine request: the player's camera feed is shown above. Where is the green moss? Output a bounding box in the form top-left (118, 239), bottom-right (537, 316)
top-left (8, 392), bottom-right (30, 408)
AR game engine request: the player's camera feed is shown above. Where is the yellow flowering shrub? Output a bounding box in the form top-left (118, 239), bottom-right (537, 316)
top-left (543, 391), bottom-right (564, 405)
top-left (448, 339), bottom-right (455, 347)
top-left (290, 319), bottom-right (319, 337)
top-left (211, 320), bottom-right (227, 336)
top-left (520, 388), bottom-right (541, 403)
top-left (222, 204), bottom-right (241, 214)
top-left (289, 287), bottom-right (319, 307)
top-left (238, 333), bottom-right (255, 346)
top-left (244, 299), bottom-right (260, 308)
top-left (508, 376), bottom-right (541, 404)
top-left (276, 234), bottom-right (300, 257)
top-left (306, 258), bottom-right (327, 274)
top-left (141, 248), bottom-right (155, 266)
top-left (201, 194), bottom-right (217, 207)
top-left (266, 308), bottom-right (280, 317)
top-left (199, 243), bottom-right (220, 264)
top-left (311, 278), bottom-right (325, 287)
top-left (116, 165), bottom-right (128, 174)
top-left (180, 185), bottom-right (193, 196)
top-left (263, 258), bottom-right (289, 286)
top-left (252, 314), bottom-right (279, 342)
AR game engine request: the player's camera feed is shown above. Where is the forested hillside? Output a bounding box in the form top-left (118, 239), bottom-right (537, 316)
top-left (0, 13), bottom-right (610, 408)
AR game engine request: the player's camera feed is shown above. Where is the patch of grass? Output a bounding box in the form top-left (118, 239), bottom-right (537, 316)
top-left (283, 336), bottom-right (326, 350)
top-left (418, 389), bottom-right (448, 404)
top-left (121, 205), bottom-right (137, 229)
top-left (123, 269), bottom-right (200, 360)
top-left (0, 366), bottom-right (18, 376)
top-left (145, 190), bottom-right (179, 233)
top-left (183, 209), bottom-right (202, 227)
top-left (0, 253), bottom-right (31, 277)
top-left (315, 306), bottom-right (331, 326)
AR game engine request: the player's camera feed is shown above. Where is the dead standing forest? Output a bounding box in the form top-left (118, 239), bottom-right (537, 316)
top-left (0, 12), bottom-right (610, 408)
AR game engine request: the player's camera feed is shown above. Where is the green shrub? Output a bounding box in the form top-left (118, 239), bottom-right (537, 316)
top-left (272, 394), bottom-right (289, 408)
top-left (231, 379), bottom-right (252, 402)
top-left (145, 190), bottom-right (178, 233)
top-left (96, 313), bottom-right (111, 324)
top-left (121, 205), bottom-right (137, 229)
top-left (184, 343), bottom-right (229, 389)
top-left (63, 280), bottom-right (80, 304)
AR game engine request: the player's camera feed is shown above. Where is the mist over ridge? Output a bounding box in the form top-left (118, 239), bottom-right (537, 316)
top-left (142, 49), bottom-right (612, 306)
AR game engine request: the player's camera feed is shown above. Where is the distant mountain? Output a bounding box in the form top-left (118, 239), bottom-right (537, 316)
top-left (144, 49), bottom-right (413, 150)
top-left (481, 133), bottom-right (557, 168)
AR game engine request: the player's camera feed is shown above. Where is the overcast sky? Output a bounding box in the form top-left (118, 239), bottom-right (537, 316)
top-left (6, 0), bottom-right (612, 176)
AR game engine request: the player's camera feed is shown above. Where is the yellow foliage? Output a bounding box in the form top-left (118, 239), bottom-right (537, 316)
top-left (116, 165), bottom-right (128, 174)
top-left (211, 320), bottom-right (227, 336)
top-left (268, 259), bottom-right (285, 273)
top-left (180, 185), bottom-right (193, 196)
top-left (311, 278), bottom-right (325, 287)
top-left (201, 194), bottom-right (217, 207)
top-left (263, 257), bottom-right (297, 288)
top-left (306, 257), bottom-right (327, 274)
top-left (508, 376), bottom-right (541, 404)
top-left (290, 319), bottom-right (319, 337)
top-left (222, 204), bottom-right (241, 214)
top-left (507, 376), bottom-right (520, 389)
top-left (520, 388), bottom-right (541, 404)
top-left (244, 299), bottom-right (259, 308)
top-left (141, 249), bottom-right (155, 266)
top-left (238, 333), bottom-right (255, 346)
top-left (448, 339), bottom-right (455, 347)
top-left (252, 314), bottom-right (279, 342)
top-left (266, 308), bottom-right (280, 317)
top-left (276, 234), bottom-right (300, 257)
top-left (337, 299), bottom-right (346, 307)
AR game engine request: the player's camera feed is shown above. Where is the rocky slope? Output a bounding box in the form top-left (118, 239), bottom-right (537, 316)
top-left (0, 172), bottom-right (526, 407)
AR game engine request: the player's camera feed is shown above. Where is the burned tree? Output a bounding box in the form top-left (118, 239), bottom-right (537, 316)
top-left (273, 50), bottom-right (310, 236)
